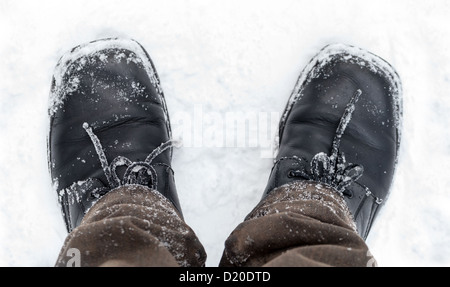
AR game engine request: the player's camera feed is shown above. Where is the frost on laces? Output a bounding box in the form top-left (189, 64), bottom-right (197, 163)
top-left (56, 123), bottom-right (179, 218)
top-left (83, 122), bottom-right (176, 191)
top-left (287, 89), bottom-right (365, 196)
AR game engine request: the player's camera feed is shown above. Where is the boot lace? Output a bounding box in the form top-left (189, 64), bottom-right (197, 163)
top-left (83, 122), bottom-right (176, 192)
top-left (287, 89), bottom-right (370, 197)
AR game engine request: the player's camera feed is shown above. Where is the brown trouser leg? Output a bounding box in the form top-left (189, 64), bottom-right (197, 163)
top-left (55, 181), bottom-right (375, 267)
top-left (55, 185), bottom-right (206, 267)
top-left (219, 181), bottom-right (375, 267)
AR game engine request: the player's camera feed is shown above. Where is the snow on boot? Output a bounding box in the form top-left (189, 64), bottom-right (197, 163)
top-left (262, 44), bottom-right (402, 239)
top-left (48, 38), bottom-right (182, 232)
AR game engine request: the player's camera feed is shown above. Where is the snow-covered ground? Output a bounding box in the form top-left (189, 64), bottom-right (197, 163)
top-left (1, 0), bottom-right (449, 267)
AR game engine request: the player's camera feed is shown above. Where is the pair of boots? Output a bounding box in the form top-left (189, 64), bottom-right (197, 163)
top-left (49, 38), bottom-right (401, 266)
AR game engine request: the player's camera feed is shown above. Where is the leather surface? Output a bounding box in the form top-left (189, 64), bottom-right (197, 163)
top-left (49, 39), bottom-right (181, 232)
top-left (264, 45), bottom-right (401, 238)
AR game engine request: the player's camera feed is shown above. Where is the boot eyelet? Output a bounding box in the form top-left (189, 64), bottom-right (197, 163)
top-left (343, 189), bottom-right (353, 198)
top-left (287, 170), bottom-right (296, 178)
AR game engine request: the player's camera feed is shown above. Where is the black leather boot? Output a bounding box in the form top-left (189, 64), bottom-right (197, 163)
top-left (262, 44), bottom-right (402, 239)
top-left (48, 38), bottom-right (182, 232)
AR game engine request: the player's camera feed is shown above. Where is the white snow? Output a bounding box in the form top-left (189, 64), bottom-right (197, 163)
top-left (1, 0), bottom-right (450, 267)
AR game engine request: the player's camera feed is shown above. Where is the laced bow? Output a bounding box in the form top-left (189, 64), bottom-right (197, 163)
top-left (82, 122), bottom-right (175, 191)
